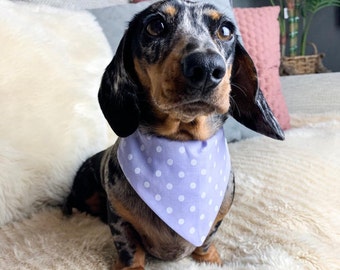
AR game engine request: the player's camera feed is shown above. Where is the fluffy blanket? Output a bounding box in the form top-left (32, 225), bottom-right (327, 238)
top-left (0, 0), bottom-right (114, 225)
top-left (1, 113), bottom-right (339, 269)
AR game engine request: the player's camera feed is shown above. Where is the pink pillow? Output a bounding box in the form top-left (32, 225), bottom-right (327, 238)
top-left (234, 6), bottom-right (290, 130)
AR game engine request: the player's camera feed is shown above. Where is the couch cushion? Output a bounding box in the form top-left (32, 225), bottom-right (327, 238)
top-left (280, 72), bottom-right (340, 114)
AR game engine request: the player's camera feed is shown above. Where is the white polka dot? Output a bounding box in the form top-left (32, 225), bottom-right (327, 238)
top-left (178, 195), bottom-right (185, 202)
top-left (144, 181), bottom-right (150, 188)
top-left (200, 214), bottom-right (205, 220)
top-left (190, 206), bottom-right (196, 212)
top-left (209, 199), bottom-right (213, 205)
top-left (191, 159), bottom-right (197, 166)
top-left (209, 221), bottom-right (213, 227)
top-left (201, 236), bottom-right (206, 243)
top-left (215, 139), bottom-right (218, 146)
top-left (178, 219), bottom-right (185, 225)
top-left (147, 157), bottom-right (152, 164)
top-left (189, 227), bottom-right (196, 234)
top-left (155, 170), bottom-right (162, 177)
top-left (200, 169), bottom-right (207, 175)
top-left (190, 182), bottom-right (196, 189)
top-left (223, 155), bottom-right (226, 161)
top-left (220, 169), bottom-right (223, 175)
top-left (134, 167), bottom-right (141, 174)
top-left (217, 147), bottom-right (220, 153)
top-left (209, 154), bottom-right (212, 160)
top-left (214, 205), bottom-right (219, 212)
top-left (213, 162), bottom-right (217, 168)
top-left (166, 183), bottom-right (173, 190)
top-left (178, 171), bottom-right (185, 178)
top-left (167, 159), bottom-right (173, 166)
top-left (220, 190), bottom-right (224, 197)
top-left (140, 144), bottom-right (145, 151)
top-left (201, 192), bottom-right (206, 199)
top-left (156, 146), bottom-right (162, 153)
top-left (155, 194), bottom-right (161, 201)
top-left (208, 177), bottom-right (212, 183)
top-left (128, 154), bottom-right (133, 160)
top-left (179, 146), bottom-right (185, 154)
top-left (166, 207), bottom-right (173, 214)
top-left (146, 135), bottom-right (152, 140)
top-left (215, 184), bottom-right (219, 190)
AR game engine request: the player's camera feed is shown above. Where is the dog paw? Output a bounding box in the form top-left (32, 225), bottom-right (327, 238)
top-left (113, 261), bottom-right (145, 270)
top-left (192, 244), bottom-right (223, 265)
top-left (113, 265), bottom-right (144, 270)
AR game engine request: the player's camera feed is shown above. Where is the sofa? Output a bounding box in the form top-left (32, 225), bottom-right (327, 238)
top-left (0, 0), bottom-right (339, 269)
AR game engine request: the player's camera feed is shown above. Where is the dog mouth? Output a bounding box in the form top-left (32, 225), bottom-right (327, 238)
top-left (160, 100), bottom-right (221, 123)
top-left (153, 83), bottom-right (230, 122)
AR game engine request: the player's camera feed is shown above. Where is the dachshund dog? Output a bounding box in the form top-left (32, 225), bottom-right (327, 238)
top-left (63, 0), bottom-right (284, 269)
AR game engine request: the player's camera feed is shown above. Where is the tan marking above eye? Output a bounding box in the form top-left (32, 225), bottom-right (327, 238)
top-left (205, 9), bottom-right (222, 21)
top-left (163, 4), bottom-right (177, 17)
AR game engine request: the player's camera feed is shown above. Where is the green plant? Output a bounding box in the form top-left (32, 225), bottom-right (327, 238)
top-left (300, 0), bottom-right (340, 55)
top-left (270, 0), bottom-right (340, 56)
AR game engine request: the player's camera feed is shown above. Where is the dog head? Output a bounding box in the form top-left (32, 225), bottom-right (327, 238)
top-left (99, 0), bottom-right (284, 141)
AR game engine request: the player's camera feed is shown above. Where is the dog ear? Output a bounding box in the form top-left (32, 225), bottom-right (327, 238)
top-left (229, 41), bottom-right (285, 140)
top-left (98, 31), bottom-right (140, 138)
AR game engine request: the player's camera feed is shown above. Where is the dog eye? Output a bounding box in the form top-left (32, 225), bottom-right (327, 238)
top-left (146, 18), bottom-right (166, 36)
top-left (217, 23), bottom-right (233, 41)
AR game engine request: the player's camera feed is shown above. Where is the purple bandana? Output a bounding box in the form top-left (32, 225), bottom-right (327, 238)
top-left (117, 128), bottom-right (231, 247)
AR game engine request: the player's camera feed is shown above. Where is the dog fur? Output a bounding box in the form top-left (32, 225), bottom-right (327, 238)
top-left (63, 1), bottom-right (284, 269)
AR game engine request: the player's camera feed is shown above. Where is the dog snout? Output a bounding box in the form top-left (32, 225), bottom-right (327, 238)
top-left (181, 52), bottom-right (226, 91)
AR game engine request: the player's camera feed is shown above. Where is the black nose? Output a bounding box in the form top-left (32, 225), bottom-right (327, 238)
top-left (182, 52), bottom-right (226, 90)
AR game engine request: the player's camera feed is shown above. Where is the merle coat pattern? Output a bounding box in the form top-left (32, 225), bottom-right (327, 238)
top-left (63, 1), bottom-right (284, 269)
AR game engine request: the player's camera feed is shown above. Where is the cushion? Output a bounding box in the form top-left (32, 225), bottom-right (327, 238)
top-left (234, 6), bottom-right (291, 130)
top-left (280, 72), bottom-right (340, 114)
top-left (0, 0), bottom-right (114, 225)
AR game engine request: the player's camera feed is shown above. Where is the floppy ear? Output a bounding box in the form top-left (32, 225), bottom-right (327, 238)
top-left (98, 31), bottom-right (140, 138)
top-left (229, 41), bottom-right (285, 140)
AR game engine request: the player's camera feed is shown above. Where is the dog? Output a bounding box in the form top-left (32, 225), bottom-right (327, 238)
top-left (63, 1), bottom-right (284, 269)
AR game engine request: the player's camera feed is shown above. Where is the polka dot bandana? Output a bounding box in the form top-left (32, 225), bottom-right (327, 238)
top-left (117, 128), bottom-right (231, 247)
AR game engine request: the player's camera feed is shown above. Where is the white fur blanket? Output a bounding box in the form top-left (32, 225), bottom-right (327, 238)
top-left (0, 1), bottom-right (339, 269)
top-left (0, 0), bottom-right (114, 225)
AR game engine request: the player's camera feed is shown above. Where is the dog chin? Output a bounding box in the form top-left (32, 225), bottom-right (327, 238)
top-left (155, 95), bottom-right (229, 122)
top-left (169, 102), bottom-right (217, 123)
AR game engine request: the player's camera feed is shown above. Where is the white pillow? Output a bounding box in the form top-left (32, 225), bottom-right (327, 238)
top-left (0, 0), bottom-right (114, 225)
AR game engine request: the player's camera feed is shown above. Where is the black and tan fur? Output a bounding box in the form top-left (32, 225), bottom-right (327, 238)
top-left (63, 1), bottom-right (284, 269)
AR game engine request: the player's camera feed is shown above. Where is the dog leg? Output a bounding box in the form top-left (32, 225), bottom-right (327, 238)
top-left (107, 204), bottom-right (146, 270)
top-left (192, 220), bottom-right (222, 265)
top-left (63, 150), bottom-right (108, 222)
top-left (192, 174), bottom-right (235, 265)
top-left (113, 244), bottom-right (145, 270)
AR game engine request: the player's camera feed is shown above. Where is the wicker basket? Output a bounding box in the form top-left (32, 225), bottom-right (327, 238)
top-left (280, 43), bottom-right (330, 75)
